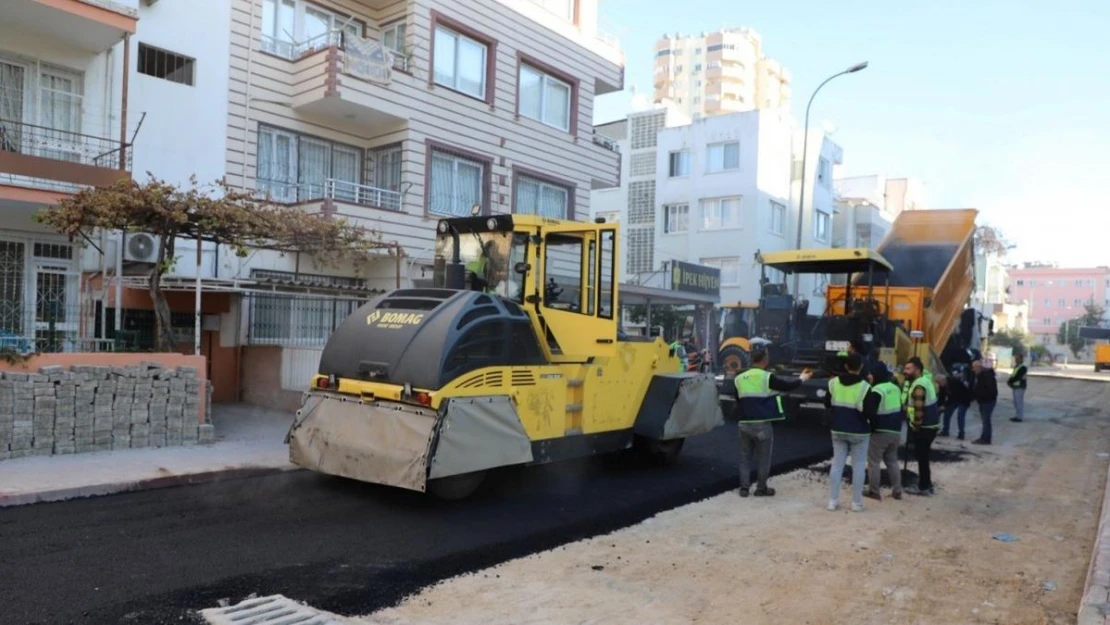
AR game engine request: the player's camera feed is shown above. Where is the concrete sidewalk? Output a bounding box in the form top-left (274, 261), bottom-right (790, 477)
top-left (0, 403), bottom-right (297, 507)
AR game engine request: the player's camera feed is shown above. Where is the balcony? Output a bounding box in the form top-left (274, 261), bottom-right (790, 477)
top-left (5, 0), bottom-right (138, 52)
top-left (0, 119), bottom-right (132, 194)
top-left (255, 178), bottom-right (403, 212)
top-left (287, 31), bottom-right (412, 128)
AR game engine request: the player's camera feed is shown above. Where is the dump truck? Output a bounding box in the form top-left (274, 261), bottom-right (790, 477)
top-left (1078, 326), bottom-right (1110, 371)
top-left (286, 214), bottom-right (724, 500)
top-left (723, 209), bottom-right (979, 408)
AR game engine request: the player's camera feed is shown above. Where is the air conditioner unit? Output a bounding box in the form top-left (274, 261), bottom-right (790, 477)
top-left (124, 233), bottom-right (160, 264)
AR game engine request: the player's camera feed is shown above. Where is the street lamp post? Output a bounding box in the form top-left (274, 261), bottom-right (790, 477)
top-left (792, 61), bottom-right (869, 298)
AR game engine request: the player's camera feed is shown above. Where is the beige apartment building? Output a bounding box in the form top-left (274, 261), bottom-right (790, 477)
top-left (652, 27), bottom-right (790, 119)
top-left (226, 0), bottom-right (623, 277)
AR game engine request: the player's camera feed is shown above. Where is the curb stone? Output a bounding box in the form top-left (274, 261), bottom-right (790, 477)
top-left (0, 465), bottom-right (301, 508)
top-left (1079, 449), bottom-right (1110, 625)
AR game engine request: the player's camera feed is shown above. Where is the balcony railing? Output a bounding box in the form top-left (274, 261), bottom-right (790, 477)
top-left (592, 131), bottom-right (620, 153)
top-left (255, 178), bottom-right (403, 211)
top-left (0, 119), bottom-right (131, 191)
top-left (261, 30), bottom-right (409, 72)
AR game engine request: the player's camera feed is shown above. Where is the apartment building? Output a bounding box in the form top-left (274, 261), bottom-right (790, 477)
top-left (0, 0), bottom-right (138, 354)
top-left (1008, 265), bottom-right (1110, 344)
top-left (590, 102), bottom-right (689, 281)
top-left (790, 128), bottom-right (844, 313)
top-left (654, 110), bottom-right (795, 306)
top-left (0, 0), bottom-right (624, 409)
top-left (652, 28), bottom-right (791, 120)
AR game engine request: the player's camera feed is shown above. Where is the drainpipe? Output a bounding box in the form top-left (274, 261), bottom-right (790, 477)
top-left (119, 33), bottom-right (130, 171)
top-left (240, 0), bottom-right (258, 189)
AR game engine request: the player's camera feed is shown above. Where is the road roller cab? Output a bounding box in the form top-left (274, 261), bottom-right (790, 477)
top-left (287, 214), bottom-right (724, 499)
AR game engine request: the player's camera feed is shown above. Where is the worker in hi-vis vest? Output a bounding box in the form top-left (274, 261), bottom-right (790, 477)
top-left (903, 356), bottom-right (940, 496)
top-left (669, 339), bottom-right (688, 372)
top-left (733, 348), bottom-right (811, 498)
top-left (864, 362), bottom-right (905, 502)
top-left (822, 352), bottom-right (872, 512)
top-left (465, 240), bottom-right (495, 293)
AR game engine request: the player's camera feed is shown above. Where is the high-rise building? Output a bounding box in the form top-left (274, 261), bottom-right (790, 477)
top-left (652, 28), bottom-right (791, 119)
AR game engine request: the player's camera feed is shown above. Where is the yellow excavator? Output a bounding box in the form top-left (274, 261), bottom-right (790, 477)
top-left (286, 214), bottom-right (724, 499)
top-left (718, 302), bottom-right (758, 374)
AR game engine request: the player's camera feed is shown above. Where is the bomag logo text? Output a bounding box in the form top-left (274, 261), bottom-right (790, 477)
top-left (366, 310), bottom-right (424, 329)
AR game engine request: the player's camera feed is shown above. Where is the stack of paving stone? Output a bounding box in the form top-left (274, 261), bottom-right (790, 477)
top-left (0, 362), bottom-right (214, 461)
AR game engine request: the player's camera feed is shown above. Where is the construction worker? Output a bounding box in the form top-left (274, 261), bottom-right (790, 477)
top-left (903, 356), bottom-right (940, 496)
top-left (733, 349), bottom-right (812, 498)
top-left (669, 337), bottom-right (688, 372)
top-left (864, 362), bottom-right (904, 502)
top-left (465, 240), bottom-right (495, 292)
top-left (1007, 353), bottom-right (1028, 423)
top-left (823, 352), bottom-right (871, 512)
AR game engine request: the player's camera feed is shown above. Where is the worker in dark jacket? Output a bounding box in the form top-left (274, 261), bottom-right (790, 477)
top-left (822, 352), bottom-right (871, 512)
top-left (1007, 353), bottom-right (1028, 422)
top-left (864, 362), bottom-right (904, 501)
top-left (733, 349), bottom-right (812, 498)
top-left (972, 358), bottom-right (999, 444)
top-left (904, 357), bottom-right (940, 496)
top-left (940, 364), bottom-right (973, 439)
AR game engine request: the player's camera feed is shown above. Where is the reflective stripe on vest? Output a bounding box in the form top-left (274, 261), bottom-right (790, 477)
top-left (828, 378), bottom-right (871, 435)
top-left (909, 376), bottom-right (940, 429)
top-left (734, 368), bottom-right (784, 423)
top-left (871, 381), bottom-right (904, 433)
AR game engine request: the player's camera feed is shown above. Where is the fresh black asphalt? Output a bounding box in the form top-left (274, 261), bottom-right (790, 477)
top-left (0, 418), bottom-right (833, 625)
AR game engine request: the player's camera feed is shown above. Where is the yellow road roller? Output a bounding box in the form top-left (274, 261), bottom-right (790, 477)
top-left (286, 214), bottom-right (724, 499)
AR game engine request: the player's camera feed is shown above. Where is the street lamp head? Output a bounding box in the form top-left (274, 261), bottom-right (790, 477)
top-left (847, 61), bottom-right (869, 73)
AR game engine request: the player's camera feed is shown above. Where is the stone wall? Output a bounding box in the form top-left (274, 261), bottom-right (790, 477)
top-left (0, 362), bottom-right (214, 460)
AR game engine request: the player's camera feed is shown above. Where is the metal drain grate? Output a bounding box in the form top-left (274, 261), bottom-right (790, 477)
top-left (199, 595), bottom-right (342, 625)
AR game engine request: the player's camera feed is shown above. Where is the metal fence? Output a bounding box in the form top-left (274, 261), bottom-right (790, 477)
top-left (0, 296), bottom-right (116, 354)
top-left (0, 118), bottom-right (131, 171)
top-left (246, 292), bottom-right (369, 347)
top-left (255, 178), bottom-right (403, 210)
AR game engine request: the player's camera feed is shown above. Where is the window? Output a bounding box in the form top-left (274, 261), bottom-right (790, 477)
top-left (693, 96), bottom-right (701, 104)
top-left (1075, 298), bottom-right (1084, 306)
top-left (430, 148), bottom-right (485, 216)
top-left (707, 44), bottom-right (723, 52)
top-left (769, 201), bottom-right (786, 235)
top-left (514, 174), bottom-right (570, 219)
top-left (1043, 318), bottom-right (1052, 326)
top-left (598, 230), bottom-right (615, 318)
top-left (381, 21), bottom-right (408, 70)
top-left (519, 64), bottom-right (572, 131)
top-left (370, 145), bottom-right (402, 192)
top-left (817, 157), bottom-right (831, 187)
top-left (700, 197), bottom-right (742, 229)
top-left (260, 0), bottom-right (362, 58)
top-left (434, 24), bottom-right (489, 100)
top-left (814, 210), bottom-right (831, 242)
top-left (668, 150), bottom-right (690, 177)
top-left (706, 141), bottom-right (740, 172)
top-left (1044, 299), bottom-right (1051, 307)
top-left (1029, 280), bottom-right (1037, 287)
top-left (544, 233), bottom-right (587, 314)
top-left (1076, 279), bottom-right (1083, 287)
top-left (1059, 299), bottom-right (1066, 307)
top-left (255, 125), bottom-right (363, 204)
top-left (528, 0), bottom-right (575, 20)
top-left (708, 60), bottom-right (722, 69)
top-left (694, 64), bottom-right (702, 72)
top-left (137, 44), bottom-right (195, 86)
top-left (663, 204), bottom-right (689, 234)
top-left (701, 257), bottom-right (741, 285)
top-left (1016, 279), bottom-right (1024, 286)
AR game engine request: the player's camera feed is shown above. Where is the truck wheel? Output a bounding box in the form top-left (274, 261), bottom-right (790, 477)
top-left (719, 345), bottom-right (751, 374)
top-left (634, 436), bottom-right (685, 466)
top-left (427, 470), bottom-right (487, 501)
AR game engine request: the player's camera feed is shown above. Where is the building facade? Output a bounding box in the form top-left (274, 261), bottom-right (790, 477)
top-left (654, 109), bottom-right (795, 306)
top-left (652, 28), bottom-right (790, 120)
top-left (1007, 265), bottom-right (1110, 345)
top-left (0, 0), bottom-right (624, 409)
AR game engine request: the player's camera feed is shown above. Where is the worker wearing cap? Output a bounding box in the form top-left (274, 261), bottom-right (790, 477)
top-left (733, 348), bottom-right (812, 498)
top-left (864, 362), bottom-right (904, 501)
top-left (903, 356), bottom-right (940, 496)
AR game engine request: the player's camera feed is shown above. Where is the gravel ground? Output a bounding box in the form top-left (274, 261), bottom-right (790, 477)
top-left (346, 376), bottom-right (1110, 625)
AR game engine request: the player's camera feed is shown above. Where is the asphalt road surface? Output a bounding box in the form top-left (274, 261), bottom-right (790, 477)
top-left (0, 419), bottom-right (833, 625)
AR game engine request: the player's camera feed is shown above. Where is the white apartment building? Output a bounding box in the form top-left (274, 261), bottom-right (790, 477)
top-left (591, 102), bottom-right (689, 281)
top-left (789, 128), bottom-right (844, 313)
top-left (654, 110), bottom-right (795, 306)
top-left (0, 0), bottom-right (623, 409)
top-left (652, 28), bottom-right (791, 120)
top-left (833, 175), bottom-right (897, 251)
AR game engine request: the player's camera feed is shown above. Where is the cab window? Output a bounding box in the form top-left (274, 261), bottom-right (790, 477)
top-left (544, 233), bottom-right (587, 314)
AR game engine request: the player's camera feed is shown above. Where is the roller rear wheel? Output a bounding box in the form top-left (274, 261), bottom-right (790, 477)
top-left (719, 345), bottom-right (751, 375)
top-left (427, 470), bottom-right (487, 501)
top-left (634, 436), bottom-right (685, 466)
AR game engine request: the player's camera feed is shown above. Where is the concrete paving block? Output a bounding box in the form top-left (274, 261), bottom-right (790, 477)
top-left (112, 436), bottom-right (131, 450)
top-left (9, 449), bottom-right (35, 459)
top-left (130, 437), bottom-right (150, 449)
top-left (5, 372), bottom-right (28, 382)
top-left (198, 423), bottom-right (216, 444)
top-left (26, 373), bottom-right (46, 383)
top-left (178, 366), bottom-right (197, 379)
top-left (130, 423), bottom-right (150, 436)
top-left (149, 433), bottom-right (167, 448)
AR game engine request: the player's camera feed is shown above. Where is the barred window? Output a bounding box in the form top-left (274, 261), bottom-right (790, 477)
top-left (137, 44), bottom-right (195, 86)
